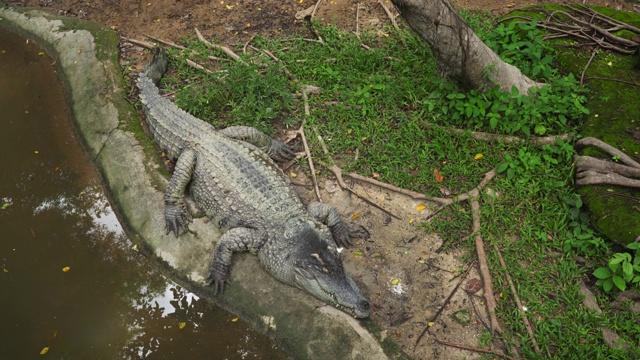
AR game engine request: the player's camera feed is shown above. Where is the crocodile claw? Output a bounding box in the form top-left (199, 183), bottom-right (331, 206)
top-left (164, 202), bottom-right (192, 237)
top-left (206, 262), bottom-right (231, 295)
top-left (270, 140), bottom-right (298, 162)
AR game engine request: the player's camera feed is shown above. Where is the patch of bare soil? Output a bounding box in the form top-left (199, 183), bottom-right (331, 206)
top-left (8, 0), bottom-right (638, 358)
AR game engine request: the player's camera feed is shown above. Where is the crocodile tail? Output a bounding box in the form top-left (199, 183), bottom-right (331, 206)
top-left (142, 48), bottom-right (169, 86)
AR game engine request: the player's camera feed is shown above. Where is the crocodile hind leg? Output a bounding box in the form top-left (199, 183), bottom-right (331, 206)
top-left (218, 126), bottom-right (297, 162)
top-left (307, 203), bottom-right (370, 248)
top-left (164, 147), bottom-right (196, 237)
top-left (206, 228), bottom-right (267, 295)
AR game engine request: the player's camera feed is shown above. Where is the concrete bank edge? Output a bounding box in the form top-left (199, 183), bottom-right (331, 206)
top-left (0, 3), bottom-right (409, 359)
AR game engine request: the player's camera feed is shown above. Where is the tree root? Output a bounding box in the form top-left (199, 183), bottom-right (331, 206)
top-left (575, 137), bottom-right (640, 188)
top-left (423, 122), bottom-right (574, 146)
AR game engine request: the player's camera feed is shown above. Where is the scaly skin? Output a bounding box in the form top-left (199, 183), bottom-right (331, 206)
top-left (137, 50), bottom-right (371, 318)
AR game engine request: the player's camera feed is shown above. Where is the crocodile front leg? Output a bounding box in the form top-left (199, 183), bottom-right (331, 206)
top-left (164, 147), bottom-right (196, 237)
top-left (307, 203), bottom-right (370, 247)
top-left (206, 228), bottom-right (267, 295)
top-left (218, 126), bottom-right (297, 162)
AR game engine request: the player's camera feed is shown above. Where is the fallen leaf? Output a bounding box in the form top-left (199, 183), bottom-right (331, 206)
top-left (289, 172), bottom-right (297, 178)
top-left (409, 218), bottom-right (415, 224)
top-left (391, 278), bottom-right (400, 285)
top-left (77, 49), bottom-right (81, 55)
top-left (231, 317), bottom-right (239, 322)
top-left (372, 172), bottom-right (380, 179)
top-left (53, 331), bottom-right (58, 339)
top-left (3, 268), bottom-right (8, 273)
top-left (416, 204), bottom-right (426, 212)
top-left (178, 322), bottom-right (186, 329)
top-left (34, 150), bottom-right (39, 154)
top-left (225, 4), bottom-right (233, 9)
top-left (351, 212), bottom-right (361, 220)
top-left (428, 321), bottom-right (435, 327)
top-left (38, 51), bottom-right (45, 56)
top-left (132, 244), bottom-right (138, 250)
top-left (40, 347), bottom-right (49, 355)
top-left (353, 251), bottom-right (363, 258)
top-left (607, 61), bottom-right (612, 66)
top-left (465, 278), bottom-right (483, 294)
top-left (474, 153), bottom-right (483, 160)
top-left (433, 168), bottom-right (444, 183)
top-left (62, 267), bottom-right (70, 272)
top-left (417, 259), bottom-right (425, 264)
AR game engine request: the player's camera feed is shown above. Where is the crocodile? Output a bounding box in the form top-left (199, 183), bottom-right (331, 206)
top-left (137, 49), bottom-right (371, 318)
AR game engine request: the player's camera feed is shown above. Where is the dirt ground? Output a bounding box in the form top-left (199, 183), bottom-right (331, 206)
top-left (7, 0), bottom-right (639, 358)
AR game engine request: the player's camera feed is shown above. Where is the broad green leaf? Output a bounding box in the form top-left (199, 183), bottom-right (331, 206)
top-left (612, 275), bottom-right (626, 291)
top-left (593, 267), bottom-right (612, 279)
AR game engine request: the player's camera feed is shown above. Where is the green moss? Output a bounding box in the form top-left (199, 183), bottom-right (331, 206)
top-left (502, 5), bottom-right (640, 245)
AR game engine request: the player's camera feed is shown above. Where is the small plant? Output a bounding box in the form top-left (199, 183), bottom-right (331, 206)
top-left (593, 243), bottom-right (640, 292)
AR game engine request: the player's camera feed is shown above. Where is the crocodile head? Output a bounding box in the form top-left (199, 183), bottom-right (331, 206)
top-left (286, 220), bottom-right (371, 318)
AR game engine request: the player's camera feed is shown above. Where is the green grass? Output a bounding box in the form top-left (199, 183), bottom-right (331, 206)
top-left (152, 11), bottom-right (640, 359)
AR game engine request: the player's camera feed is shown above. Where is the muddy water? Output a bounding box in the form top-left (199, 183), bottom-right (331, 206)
top-left (0, 30), bottom-right (287, 359)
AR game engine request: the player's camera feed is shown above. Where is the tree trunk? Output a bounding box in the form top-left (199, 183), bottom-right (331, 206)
top-left (391, 0), bottom-right (544, 94)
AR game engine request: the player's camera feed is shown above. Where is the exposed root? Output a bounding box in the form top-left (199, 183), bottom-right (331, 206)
top-left (575, 137), bottom-right (640, 188)
top-left (423, 122), bottom-right (574, 146)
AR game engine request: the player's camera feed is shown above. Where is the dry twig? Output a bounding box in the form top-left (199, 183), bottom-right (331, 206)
top-left (299, 88), bottom-right (322, 202)
top-left (580, 49), bottom-right (598, 86)
top-left (433, 339), bottom-right (516, 360)
top-left (415, 261), bottom-right (474, 348)
top-left (126, 38), bottom-right (156, 50)
top-left (494, 246), bottom-right (541, 354)
top-left (144, 35), bottom-right (186, 49)
top-left (195, 27), bottom-right (246, 64)
top-left (378, 0), bottom-right (400, 31)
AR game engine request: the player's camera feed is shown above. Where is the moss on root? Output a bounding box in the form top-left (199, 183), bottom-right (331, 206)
top-left (552, 8), bottom-right (640, 245)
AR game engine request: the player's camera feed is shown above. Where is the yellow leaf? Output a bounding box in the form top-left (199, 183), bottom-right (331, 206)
top-left (225, 4), bottom-right (233, 9)
top-left (607, 61), bottom-right (612, 66)
top-left (34, 150), bottom-right (39, 154)
top-left (178, 322), bottom-right (186, 329)
top-left (38, 51), bottom-right (45, 56)
top-left (62, 267), bottom-right (70, 272)
top-left (474, 153), bottom-right (483, 160)
top-left (231, 317), bottom-right (239, 322)
top-left (353, 251), bottom-right (363, 258)
top-left (416, 204), bottom-right (426, 212)
top-left (289, 172), bottom-right (297, 178)
top-left (428, 322), bottom-right (435, 327)
top-left (351, 212), bottom-right (361, 220)
top-left (391, 278), bottom-right (400, 285)
top-left (132, 244), bottom-right (138, 250)
top-left (418, 259), bottom-right (425, 264)
top-left (408, 218), bottom-right (415, 224)
top-left (40, 347), bottom-right (49, 355)
top-left (3, 268), bottom-right (8, 272)
top-left (594, 114), bottom-right (599, 118)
